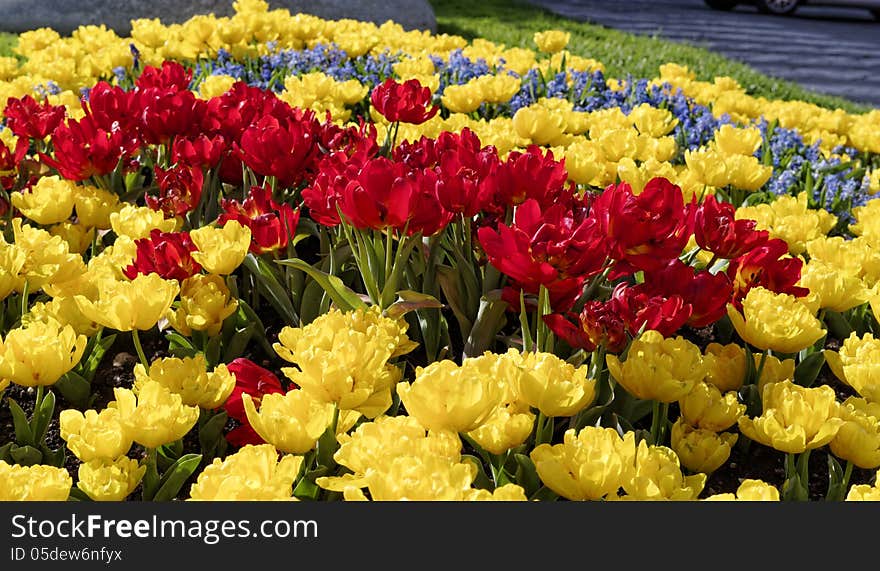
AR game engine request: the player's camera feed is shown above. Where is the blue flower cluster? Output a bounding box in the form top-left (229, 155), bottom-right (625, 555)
top-left (193, 44), bottom-right (399, 92)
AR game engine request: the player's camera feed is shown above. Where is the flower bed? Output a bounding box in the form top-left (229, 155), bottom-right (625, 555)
top-left (1, 0), bottom-right (879, 502)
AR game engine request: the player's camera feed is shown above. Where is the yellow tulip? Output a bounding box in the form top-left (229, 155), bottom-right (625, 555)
top-left (133, 354), bottom-right (235, 410)
top-left (704, 479), bottom-right (780, 501)
top-left (738, 380), bottom-right (843, 454)
top-left (797, 260), bottom-right (867, 313)
top-left (0, 461), bottom-right (72, 501)
top-left (49, 222), bottom-right (95, 256)
top-left (12, 218), bottom-right (86, 292)
top-left (727, 287), bottom-right (825, 354)
top-left (73, 185), bottom-right (120, 230)
top-left (618, 439), bottom-right (706, 500)
top-left (318, 415), bottom-right (461, 492)
top-left (342, 455), bottom-right (478, 501)
top-left (533, 29), bottom-right (570, 54)
top-left (166, 274), bottom-right (238, 337)
top-left (713, 124), bottom-right (763, 156)
top-left (512, 105), bottom-right (567, 146)
top-left (0, 319), bottom-right (87, 387)
top-left (629, 103), bottom-right (678, 137)
top-left (830, 397), bottom-right (880, 469)
top-left (188, 444), bottom-right (302, 501)
top-left (464, 484), bottom-right (529, 501)
top-left (703, 342), bottom-right (746, 392)
top-left (531, 427), bottom-right (636, 501)
top-left (74, 273), bottom-right (179, 332)
top-left (398, 358), bottom-right (502, 433)
top-left (76, 457), bottom-right (145, 501)
top-left (825, 332), bottom-right (880, 402)
top-left (111, 381), bottom-right (199, 449)
top-left (11, 175), bottom-right (76, 225)
top-left (846, 470), bottom-right (880, 500)
top-left (189, 220), bottom-right (251, 275)
top-left (606, 330), bottom-right (706, 403)
top-left (516, 351), bottom-right (596, 417)
top-left (242, 391), bottom-right (334, 454)
top-left (466, 402), bottom-right (535, 455)
top-left (679, 381), bottom-right (745, 432)
top-left (60, 407), bottom-right (132, 462)
top-left (670, 419), bottom-right (737, 474)
top-left (109, 204), bottom-right (179, 240)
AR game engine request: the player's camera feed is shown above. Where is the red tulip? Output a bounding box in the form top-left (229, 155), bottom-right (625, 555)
top-left (370, 78), bottom-right (438, 125)
top-left (137, 87), bottom-right (200, 145)
top-left (0, 137), bottom-right (28, 190)
top-left (611, 282), bottom-right (693, 338)
top-left (41, 115), bottom-right (140, 181)
top-left (337, 156), bottom-right (420, 231)
top-left (591, 177), bottom-right (694, 276)
top-left (727, 238), bottom-right (808, 305)
top-left (481, 145), bottom-right (571, 212)
top-left (3, 94), bottom-right (66, 140)
top-left (544, 299), bottom-right (629, 353)
top-left (146, 164), bottom-right (204, 217)
top-left (223, 358), bottom-right (286, 447)
top-left (234, 112), bottom-right (320, 187)
top-left (219, 184), bottom-right (300, 254)
top-left (122, 229), bottom-right (202, 282)
top-left (694, 194), bottom-right (769, 260)
top-left (478, 197), bottom-right (607, 311)
top-left (135, 61), bottom-right (193, 92)
top-left (171, 133), bottom-right (227, 170)
top-left (645, 259), bottom-right (734, 328)
top-left (82, 82), bottom-right (142, 139)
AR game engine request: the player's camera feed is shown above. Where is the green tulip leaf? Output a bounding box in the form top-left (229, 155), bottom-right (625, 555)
top-left (384, 290), bottom-right (443, 320)
top-left (152, 454), bottom-right (203, 502)
top-left (794, 351), bottom-right (826, 388)
top-left (54, 371), bottom-right (92, 410)
top-left (10, 444), bottom-right (43, 466)
top-left (7, 398), bottom-right (34, 447)
top-left (32, 390), bottom-right (56, 444)
top-left (276, 257), bottom-right (367, 314)
top-left (244, 253), bottom-right (299, 326)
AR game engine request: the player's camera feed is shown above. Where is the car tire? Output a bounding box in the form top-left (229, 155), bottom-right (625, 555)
top-left (703, 0), bottom-right (738, 10)
top-left (756, 0), bottom-right (799, 14)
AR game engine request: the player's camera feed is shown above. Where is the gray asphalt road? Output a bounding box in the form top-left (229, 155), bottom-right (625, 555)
top-left (527, 0), bottom-right (880, 108)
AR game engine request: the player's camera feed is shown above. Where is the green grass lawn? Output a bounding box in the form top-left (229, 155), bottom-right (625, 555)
top-left (0, 3), bottom-right (870, 114)
top-left (430, 0), bottom-right (871, 114)
top-left (0, 32), bottom-right (16, 59)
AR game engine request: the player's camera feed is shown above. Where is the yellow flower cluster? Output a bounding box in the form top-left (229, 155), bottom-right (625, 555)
top-left (737, 192), bottom-right (838, 256)
top-left (273, 307), bottom-right (416, 418)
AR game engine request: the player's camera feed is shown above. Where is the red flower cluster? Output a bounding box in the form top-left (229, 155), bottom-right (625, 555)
top-left (370, 78), bottom-right (438, 125)
top-left (219, 184), bottom-right (300, 254)
top-left (123, 229), bottom-right (202, 281)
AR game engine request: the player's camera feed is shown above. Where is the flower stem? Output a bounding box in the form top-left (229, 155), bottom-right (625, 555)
top-left (753, 349), bottom-right (769, 386)
top-left (650, 401), bottom-right (670, 446)
top-left (131, 329), bottom-right (150, 373)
